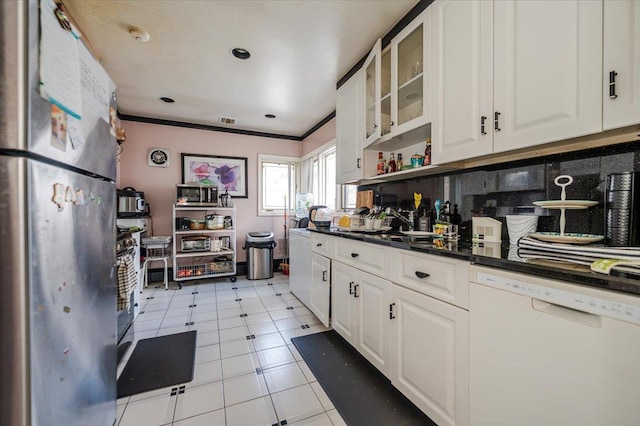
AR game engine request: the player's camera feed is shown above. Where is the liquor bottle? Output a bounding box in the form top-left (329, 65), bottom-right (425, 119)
top-left (388, 152), bottom-right (397, 173)
top-left (424, 138), bottom-right (432, 166)
top-left (376, 152), bottom-right (385, 175)
top-left (397, 153), bottom-right (403, 170)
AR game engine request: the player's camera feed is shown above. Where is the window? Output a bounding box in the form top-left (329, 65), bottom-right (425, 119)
top-left (258, 154), bottom-right (299, 216)
top-left (301, 140), bottom-right (356, 210)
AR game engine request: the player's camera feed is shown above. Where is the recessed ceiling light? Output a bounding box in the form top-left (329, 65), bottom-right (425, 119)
top-left (160, 97), bottom-right (175, 103)
top-left (265, 114), bottom-right (276, 119)
top-left (231, 48), bottom-right (251, 60)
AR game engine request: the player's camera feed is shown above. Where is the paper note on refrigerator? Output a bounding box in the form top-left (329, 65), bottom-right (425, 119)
top-left (39, 0), bottom-right (82, 119)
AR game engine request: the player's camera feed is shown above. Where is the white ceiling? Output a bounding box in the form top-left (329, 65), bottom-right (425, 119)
top-left (63, 0), bottom-right (419, 139)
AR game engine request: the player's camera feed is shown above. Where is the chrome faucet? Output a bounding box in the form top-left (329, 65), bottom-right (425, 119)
top-left (385, 207), bottom-right (414, 231)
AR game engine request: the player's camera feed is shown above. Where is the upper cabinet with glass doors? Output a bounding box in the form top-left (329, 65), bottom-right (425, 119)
top-left (364, 8), bottom-right (431, 149)
top-left (365, 40), bottom-right (382, 146)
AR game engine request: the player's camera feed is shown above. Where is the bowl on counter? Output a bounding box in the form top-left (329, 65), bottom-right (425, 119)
top-left (189, 219), bottom-right (206, 230)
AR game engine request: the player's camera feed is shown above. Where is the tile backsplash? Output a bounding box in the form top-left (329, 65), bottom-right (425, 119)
top-left (359, 141), bottom-right (640, 241)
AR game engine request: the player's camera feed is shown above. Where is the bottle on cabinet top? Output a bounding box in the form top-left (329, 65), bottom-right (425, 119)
top-left (424, 138), bottom-right (432, 166)
top-left (389, 153), bottom-right (397, 173)
top-left (377, 152), bottom-right (386, 175)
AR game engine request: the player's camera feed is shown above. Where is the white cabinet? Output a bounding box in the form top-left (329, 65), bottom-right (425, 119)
top-left (331, 261), bottom-right (391, 377)
top-left (364, 39), bottom-right (382, 146)
top-left (337, 68), bottom-right (365, 184)
top-left (390, 7), bottom-right (431, 138)
top-left (603, 0), bottom-right (640, 130)
top-left (390, 283), bottom-right (469, 426)
top-left (492, 0), bottom-right (602, 153)
top-left (360, 8), bottom-right (433, 179)
top-left (310, 252), bottom-right (331, 328)
top-left (330, 261), bottom-right (357, 345)
top-left (310, 232), bottom-right (333, 327)
top-left (365, 9), bottom-right (431, 147)
top-left (390, 248), bottom-right (469, 309)
top-left (432, 0), bottom-right (603, 163)
top-left (172, 206), bottom-right (236, 282)
top-left (334, 237), bottom-right (388, 279)
top-left (289, 229), bottom-right (311, 306)
top-left (355, 268), bottom-right (391, 377)
top-left (431, 0), bottom-right (493, 164)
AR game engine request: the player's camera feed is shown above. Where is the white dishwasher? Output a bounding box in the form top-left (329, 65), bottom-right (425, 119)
top-left (469, 265), bottom-right (640, 426)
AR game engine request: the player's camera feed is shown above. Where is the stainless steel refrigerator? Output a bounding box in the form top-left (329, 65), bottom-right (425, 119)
top-left (1, 2), bottom-right (117, 425)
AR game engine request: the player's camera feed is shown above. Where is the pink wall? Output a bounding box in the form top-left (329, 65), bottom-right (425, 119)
top-left (301, 117), bottom-right (336, 156)
top-left (118, 121), bottom-right (302, 262)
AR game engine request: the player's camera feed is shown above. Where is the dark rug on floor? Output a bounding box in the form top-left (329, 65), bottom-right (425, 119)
top-left (291, 330), bottom-right (436, 426)
top-left (117, 331), bottom-right (197, 398)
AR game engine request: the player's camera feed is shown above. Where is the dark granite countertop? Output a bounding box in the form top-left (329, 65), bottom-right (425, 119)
top-left (308, 228), bottom-right (640, 296)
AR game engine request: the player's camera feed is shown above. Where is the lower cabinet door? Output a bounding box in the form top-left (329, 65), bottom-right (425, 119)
top-left (309, 253), bottom-right (331, 327)
top-left (331, 261), bottom-right (357, 345)
top-left (390, 284), bottom-right (469, 426)
top-left (355, 270), bottom-right (391, 377)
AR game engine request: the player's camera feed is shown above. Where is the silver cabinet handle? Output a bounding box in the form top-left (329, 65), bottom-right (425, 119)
top-left (351, 253), bottom-right (359, 258)
top-left (480, 116), bottom-right (487, 135)
top-left (353, 284), bottom-right (359, 298)
top-left (322, 271), bottom-right (327, 282)
top-left (494, 111), bottom-right (501, 132)
top-left (389, 303), bottom-right (396, 319)
top-left (415, 271), bottom-right (430, 279)
top-left (316, 243), bottom-right (322, 247)
top-left (349, 281), bottom-right (354, 295)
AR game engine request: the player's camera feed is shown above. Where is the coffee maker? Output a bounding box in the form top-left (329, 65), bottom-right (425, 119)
top-left (605, 172), bottom-right (640, 246)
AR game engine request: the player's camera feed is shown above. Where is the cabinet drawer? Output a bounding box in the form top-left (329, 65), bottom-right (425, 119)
top-left (335, 239), bottom-right (388, 279)
top-left (390, 249), bottom-right (469, 309)
top-left (311, 233), bottom-right (334, 257)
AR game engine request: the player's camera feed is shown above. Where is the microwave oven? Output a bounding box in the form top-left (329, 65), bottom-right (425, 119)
top-left (181, 236), bottom-right (211, 252)
top-left (176, 184), bottom-right (218, 206)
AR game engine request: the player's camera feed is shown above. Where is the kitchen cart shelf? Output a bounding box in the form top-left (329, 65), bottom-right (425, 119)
top-left (175, 248), bottom-right (234, 258)
top-left (172, 204), bottom-right (237, 283)
top-left (175, 229), bottom-right (235, 235)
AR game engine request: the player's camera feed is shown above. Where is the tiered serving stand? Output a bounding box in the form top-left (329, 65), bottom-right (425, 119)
top-left (531, 175), bottom-right (602, 244)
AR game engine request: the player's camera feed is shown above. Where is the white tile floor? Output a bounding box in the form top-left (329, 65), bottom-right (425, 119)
top-left (117, 273), bottom-right (347, 426)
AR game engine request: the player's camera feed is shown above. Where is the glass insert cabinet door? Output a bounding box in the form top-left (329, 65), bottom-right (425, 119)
top-left (365, 39), bottom-right (381, 145)
top-left (381, 48), bottom-right (392, 138)
top-left (396, 22), bottom-right (424, 127)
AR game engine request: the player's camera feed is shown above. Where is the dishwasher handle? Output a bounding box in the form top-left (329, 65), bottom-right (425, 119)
top-left (531, 299), bottom-right (602, 328)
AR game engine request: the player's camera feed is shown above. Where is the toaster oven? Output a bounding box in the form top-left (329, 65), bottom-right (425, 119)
top-left (180, 236), bottom-right (211, 252)
top-left (176, 184), bottom-right (218, 206)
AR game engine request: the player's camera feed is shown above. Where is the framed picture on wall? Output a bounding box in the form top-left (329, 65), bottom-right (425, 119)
top-left (181, 153), bottom-right (248, 198)
top-left (219, 236), bottom-right (231, 249)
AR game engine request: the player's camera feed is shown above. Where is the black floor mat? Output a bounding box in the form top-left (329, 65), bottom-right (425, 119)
top-left (292, 330), bottom-right (436, 426)
top-left (117, 331), bottom-right (197, 398)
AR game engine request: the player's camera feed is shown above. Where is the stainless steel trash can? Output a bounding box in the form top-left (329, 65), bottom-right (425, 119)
top-left (244, 232), bottom-right (277, 280)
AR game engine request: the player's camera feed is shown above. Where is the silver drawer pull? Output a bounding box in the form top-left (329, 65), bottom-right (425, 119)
top-left (415, 271), bottom-right (430, 279)
top-left (316, 243), bottom-right (322, 247)
top-left (351, 253), bottom-right (359, 258)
